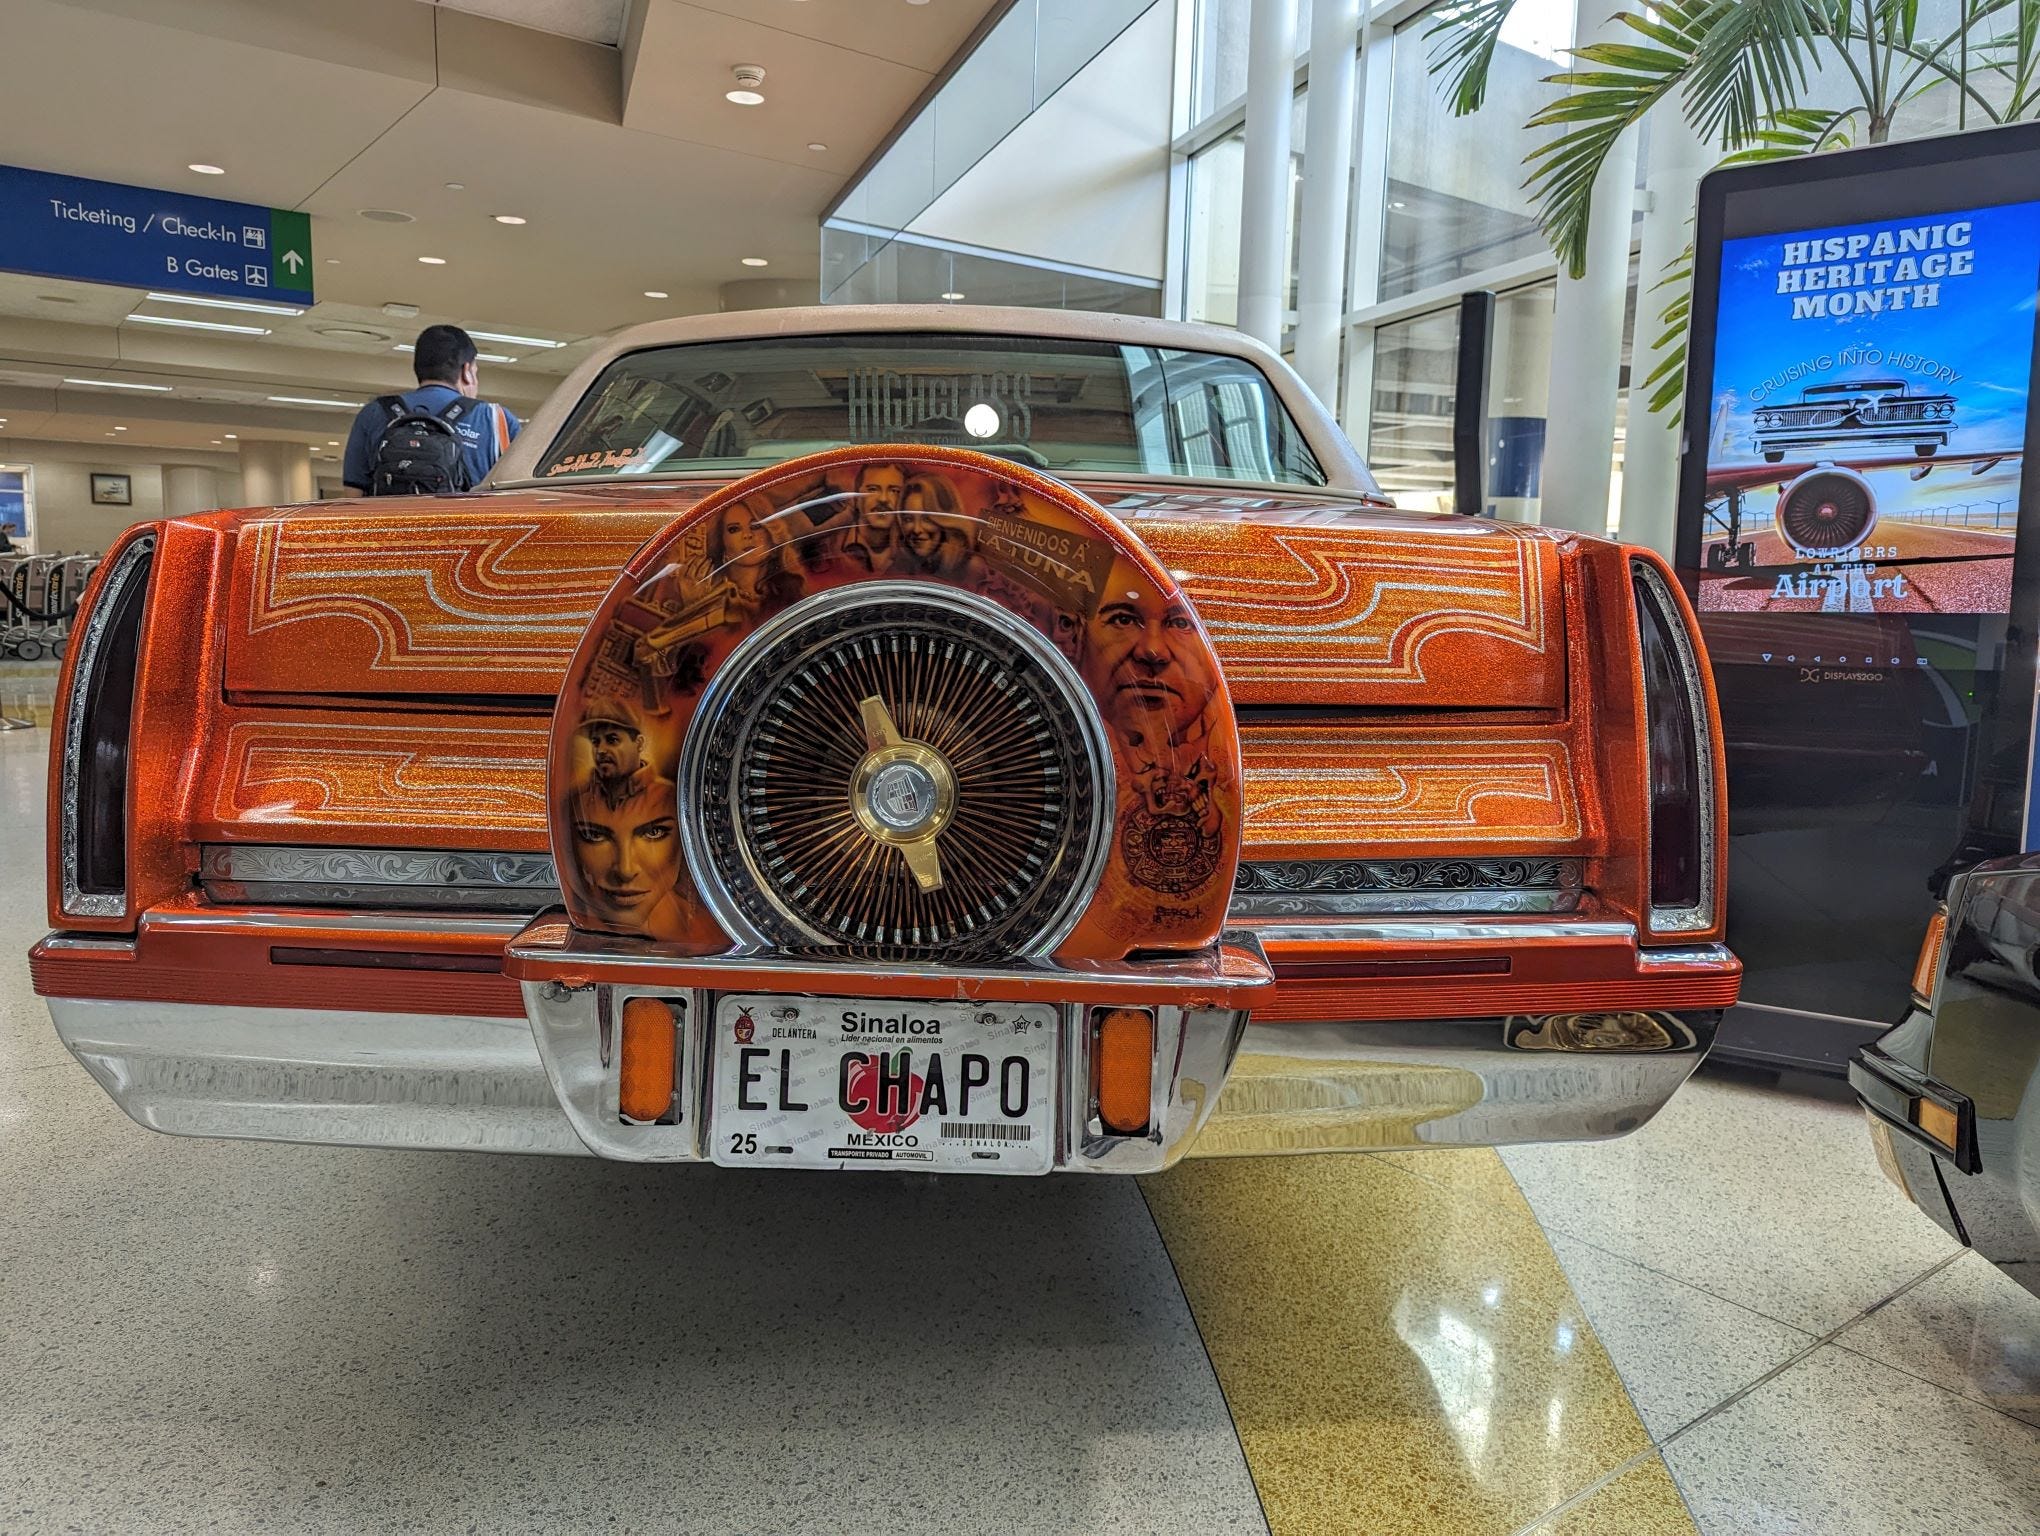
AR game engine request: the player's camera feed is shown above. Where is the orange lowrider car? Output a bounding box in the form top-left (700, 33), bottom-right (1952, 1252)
top-left (31, 307), bottom-right (1737, 1174)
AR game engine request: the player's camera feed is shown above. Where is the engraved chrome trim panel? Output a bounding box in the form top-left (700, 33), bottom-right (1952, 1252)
top-left (677, 581), bottom-right (1114, 959)
top-left (145, 909), bottom-right (530, 937)
top-left (199, 844), bottom-right (561, 912)
top-left (1634, 560), bottom-right (1719, 935)
top-left (59, 533), bottom-right (154, 919)
top-left (1231, 857), bottom-right (1582, 916)
top-left (1241, 918), bottom-right (1640, 944)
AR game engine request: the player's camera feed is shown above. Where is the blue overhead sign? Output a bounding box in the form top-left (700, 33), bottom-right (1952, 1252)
top-left (0, 164), bottom-right (313, 306)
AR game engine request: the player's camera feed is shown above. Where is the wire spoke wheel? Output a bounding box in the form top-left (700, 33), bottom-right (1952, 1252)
top-left (685, 584), bottom-right (1109, 961)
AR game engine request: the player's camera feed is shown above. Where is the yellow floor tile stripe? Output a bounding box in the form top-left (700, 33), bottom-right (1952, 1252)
top-left (1141, 1152), bottom-right (1698, 1536)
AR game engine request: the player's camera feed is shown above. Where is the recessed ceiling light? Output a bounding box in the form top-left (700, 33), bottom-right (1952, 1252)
top-left (267, 396), bottom-right (360, 408)
top-left (327, 440), bottom-right (340, 446)
top-left (324, 257), bottom-right (341, 265)
top-left (643, 290), bottom-right (669, 299)
top-left (741, 257), bottom-right (769, 268)
top-left (1389, 200), bottom-right (1407, 210)
top-left (146, 292), bottom-right (304, 317)
top-left (726, 89), bottom-right (765, 105)
top-left (188, 162), bottom-right (226, 175)
top-left (112, 425), bottom-right (128, 432)
top-left (210, 439), bottom-right (222, 444)
top-left (907, 0), bottom-right (931, 6)
top-left (418, 255), bottom-right (447, 265)
top-left (381, 302), bottom-right (420, 319)
top-left (467, 328), bottom-right (565, 349)
top-left (312, 325), bottom-right (390, 343)
top-left (493, 214), bottom-right (527, 225)
top-left (358, 208), bottom-right (415, 223)
top-left (106, 430), bottom-right (119, 436)
top-left (65, 377), bottom-right (171, 391)
top-left (941, 291), bottom-right (965, 301)
top-left (445, 182), bottom-right (466, 191)
top-left (125, 313), bottom-right (272, 336)
top-left (808, 142), bottom-right (828, 152)
top-left (224, 432), bottom-right (237, 438)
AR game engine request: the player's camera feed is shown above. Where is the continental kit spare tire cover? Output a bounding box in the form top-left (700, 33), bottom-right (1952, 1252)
top-left (549, 445), bottom-right (1242, 964)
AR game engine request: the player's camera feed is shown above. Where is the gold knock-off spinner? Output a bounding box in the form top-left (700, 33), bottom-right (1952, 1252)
top-left (850, 695), bottom-right (957, 891)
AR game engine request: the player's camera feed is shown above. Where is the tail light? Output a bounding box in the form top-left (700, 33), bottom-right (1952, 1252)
top-left (1910, 907), bottom-right (1949, 1009)
top-left (58, 533), bottom-right (155, 919)
top-left (1092, 1007), bottom-right (1154, 1135)
top-left (1631, 561), bottom-right (1716, 933)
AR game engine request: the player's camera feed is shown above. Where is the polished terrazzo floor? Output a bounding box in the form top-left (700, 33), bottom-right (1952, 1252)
top-left (2, 674), bottom-right (2036, 1534)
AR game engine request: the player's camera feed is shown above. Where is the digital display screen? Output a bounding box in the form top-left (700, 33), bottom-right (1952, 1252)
top-left (1695, 200), bottom-right (2040, 629)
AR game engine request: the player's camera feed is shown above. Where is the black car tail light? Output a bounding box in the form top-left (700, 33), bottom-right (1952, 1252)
top-left (59, 534), bottom-right (154, 918)
top-left (1631, 561), bottom-right (1715, 932)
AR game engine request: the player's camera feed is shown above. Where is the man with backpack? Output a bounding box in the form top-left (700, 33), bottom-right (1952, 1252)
top-left (340, 324), bottom-right (520, 496)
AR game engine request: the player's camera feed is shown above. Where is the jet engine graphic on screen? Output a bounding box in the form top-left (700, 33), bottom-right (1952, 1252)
top-left (1696, 201), bottom-right (2040, 616)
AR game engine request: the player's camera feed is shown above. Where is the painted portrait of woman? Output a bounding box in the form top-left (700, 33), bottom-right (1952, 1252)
top-left (889, 472), bottom-right (985, 583)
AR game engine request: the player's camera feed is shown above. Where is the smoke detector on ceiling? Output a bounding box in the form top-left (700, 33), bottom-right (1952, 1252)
top-left (726, 64), bottom-right (766, 105)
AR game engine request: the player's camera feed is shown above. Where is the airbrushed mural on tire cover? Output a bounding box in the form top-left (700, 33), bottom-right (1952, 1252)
top-left (549, 445), bottom-right (1243, 962)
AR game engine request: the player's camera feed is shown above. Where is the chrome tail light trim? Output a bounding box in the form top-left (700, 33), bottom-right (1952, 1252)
top-left (59, 533), bottom-right (155, 920)
top-left (1631, 560), bottom-right (1718, 935)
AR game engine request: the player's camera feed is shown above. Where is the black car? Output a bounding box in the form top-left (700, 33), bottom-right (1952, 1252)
top-left (1852, 856), bottom-right (2040, 1297)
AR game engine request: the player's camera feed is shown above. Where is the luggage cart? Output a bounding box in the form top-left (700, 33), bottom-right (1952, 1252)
top-left (1, 552), bottom-right (91, 661)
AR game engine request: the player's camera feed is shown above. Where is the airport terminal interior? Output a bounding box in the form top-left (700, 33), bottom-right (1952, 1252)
top-left (4, 2), bottom-right (2040, 1533)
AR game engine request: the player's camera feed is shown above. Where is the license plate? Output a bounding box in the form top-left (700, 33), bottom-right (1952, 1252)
top-left (709, 994), bottom-right (1058, 1174)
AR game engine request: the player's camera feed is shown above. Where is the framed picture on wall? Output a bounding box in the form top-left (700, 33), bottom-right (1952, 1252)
top-left (89, 473), bottom-right (132, 506)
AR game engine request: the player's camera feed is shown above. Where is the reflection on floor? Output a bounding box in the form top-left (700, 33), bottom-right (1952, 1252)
top-left (1, 690), bottom-right (2035, 1534)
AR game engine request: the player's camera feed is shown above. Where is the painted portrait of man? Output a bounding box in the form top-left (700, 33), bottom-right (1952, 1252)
top-left (578, 694), bottom-right (651, 809)
top-left (1081, 556), bottom-right (1222, 754)
top-left (841, 461), bottom-right (906, 573)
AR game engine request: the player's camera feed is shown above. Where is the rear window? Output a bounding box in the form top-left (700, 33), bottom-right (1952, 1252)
top-left (534, 332), bottom-right (1326, 487)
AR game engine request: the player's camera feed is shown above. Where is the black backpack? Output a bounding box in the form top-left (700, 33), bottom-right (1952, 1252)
top-left (366, 394), bottom-right (479, 495)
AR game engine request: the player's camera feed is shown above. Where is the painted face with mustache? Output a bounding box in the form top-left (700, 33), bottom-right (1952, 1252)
top-left (1081, 561), bottom-right (1214, 746)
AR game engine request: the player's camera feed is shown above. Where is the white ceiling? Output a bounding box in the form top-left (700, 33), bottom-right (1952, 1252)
top-left (0, 0), bottom-right (1009, 452)
top-left (425, 0), bottom-right (630, 47)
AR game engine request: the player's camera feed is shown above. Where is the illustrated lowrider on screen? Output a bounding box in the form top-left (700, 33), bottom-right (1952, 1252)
top-left (1752, 378), bottom-right (1957, 462)
top-left (31, 307), bottom-right (1738, 1174)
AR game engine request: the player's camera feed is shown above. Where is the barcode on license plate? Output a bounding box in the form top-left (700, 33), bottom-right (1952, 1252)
top-left (941, 1121), bottom-right (1033, 1142)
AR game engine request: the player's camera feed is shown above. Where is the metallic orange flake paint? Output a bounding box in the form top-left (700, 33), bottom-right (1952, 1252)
top-left (34, 468), bottom-right (1736, 1025)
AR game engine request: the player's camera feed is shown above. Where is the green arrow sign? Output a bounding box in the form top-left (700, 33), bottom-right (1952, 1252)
top-left (266, 207), bottom-right (313, 301)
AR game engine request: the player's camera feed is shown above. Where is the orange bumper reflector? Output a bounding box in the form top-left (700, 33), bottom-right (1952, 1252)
top-left (1094, 1007), bottom-right (1154, 1135)
top-left (1915, 1096), bottom-right (1959, 1152)
top-left (619, 997), bottom-right (677, 1124)
top-left (1910, 908), bottom-right (1949, 1006)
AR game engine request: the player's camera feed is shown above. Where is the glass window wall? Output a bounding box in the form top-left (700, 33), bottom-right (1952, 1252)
top-left (1184, 89), bottom-right (1306, 332)
top-left (1191, 0), bottom-right (1310, 121)
top-left (1380, 0), bottom-right (1573, 299)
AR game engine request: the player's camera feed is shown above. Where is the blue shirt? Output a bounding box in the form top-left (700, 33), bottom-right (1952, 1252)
top-left (342, 383), bottom-right (521, 492)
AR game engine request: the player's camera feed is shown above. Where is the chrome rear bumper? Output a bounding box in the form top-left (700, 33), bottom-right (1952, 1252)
top-left (48, 998), bottom-right (587, 1156)
top-left (47, 994), bottom-right (1718, 1163)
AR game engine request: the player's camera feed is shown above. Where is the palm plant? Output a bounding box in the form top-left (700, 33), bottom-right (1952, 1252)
top-left (1427, 0), bottom-right (2040, 414)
